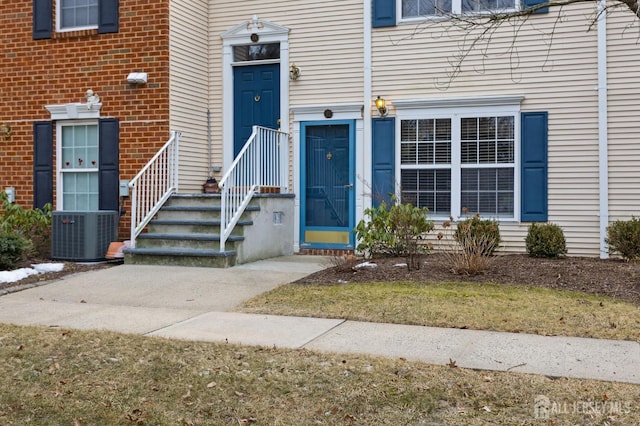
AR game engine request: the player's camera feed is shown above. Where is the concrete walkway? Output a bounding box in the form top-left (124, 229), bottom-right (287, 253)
top-left (0, 255), bottom-right (638, 385)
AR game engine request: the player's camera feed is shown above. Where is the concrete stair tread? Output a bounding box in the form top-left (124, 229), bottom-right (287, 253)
top-left (137, 233), bottom-right (244, 242)
top-left (161, 205), bottom-right (260, 212)
top-left (150, 219), bottom-right (253, 226)
top-left (125, 247), bottom-right (236, 257)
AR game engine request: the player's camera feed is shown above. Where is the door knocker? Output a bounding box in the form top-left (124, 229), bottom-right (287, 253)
top-left (326, 152), bottom-right (333, 160)
top-left (254, 95), bottom-right (261, 102)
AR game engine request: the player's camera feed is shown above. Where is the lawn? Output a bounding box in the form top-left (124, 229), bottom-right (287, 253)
top-left (238, 281), bottom-right (640, 342)
top-left (0, 324), bottom-right (638, 425)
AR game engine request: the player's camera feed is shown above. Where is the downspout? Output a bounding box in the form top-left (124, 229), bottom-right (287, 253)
top-left (363, 0), bottom-right (373, 210)
top-left (207, 108), bottom-right (212, 178)
top-left (597, 0), bottom-right (609, 258)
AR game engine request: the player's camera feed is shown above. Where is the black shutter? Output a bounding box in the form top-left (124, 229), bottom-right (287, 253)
top-left (98, 119), bottom-right (119, 211)
top-left (521, 112), bottom-right (548, 222)
top-left (33, 121), bottom-right (53, 209)
top-left (373, 0), bottom-right (396, 28)
top-left (372, 117), bottom-right (396, 208)
top-left (98, 0), bottom-right (119, 34)
top-left (523, 0), bottom-right (549, 14)
top-left (33, 0), bottom-right (52, 40)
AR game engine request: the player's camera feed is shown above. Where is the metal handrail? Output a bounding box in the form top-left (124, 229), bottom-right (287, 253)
top-left (218, 126), bottom-right (288, 251)
top-left (128, 131), bottom-right (180, 248)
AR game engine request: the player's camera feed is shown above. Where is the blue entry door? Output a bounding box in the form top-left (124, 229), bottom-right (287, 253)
top-left (233, 64), bottom-right (280, 156)
top-left (301, 121), bottom-right (355, 249)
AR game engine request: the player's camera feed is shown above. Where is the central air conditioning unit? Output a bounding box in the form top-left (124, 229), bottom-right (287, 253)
top-left (51, 211), bottom-right (119, 261)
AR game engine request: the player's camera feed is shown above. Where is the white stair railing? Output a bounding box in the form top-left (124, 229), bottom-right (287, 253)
top-left (219, 126), bottom-right (288, 252)
top-left (128, 131), bottom-right (180, 248)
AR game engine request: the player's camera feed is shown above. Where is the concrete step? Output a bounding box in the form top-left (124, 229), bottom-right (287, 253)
top-left (124, 247), bottom-right (237, 268)
top-left (156, 205), bottom-right (259, 221)
top-left (147, 219), bottom-right (252, 236)
top-left (136, 233), bottom-right (243, 251)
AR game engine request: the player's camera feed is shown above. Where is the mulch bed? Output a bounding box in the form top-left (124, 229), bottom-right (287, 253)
top-left (295, 254), bottom-right (640, 306)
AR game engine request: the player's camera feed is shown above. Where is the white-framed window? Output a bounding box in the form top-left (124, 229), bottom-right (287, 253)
top-left (401, 0), bottom-right (518, 18)
top-left (57, 121), bottom-right (99, 210)
top-left (397, 104), bottom-right (519, 220)
top-left (57, 0), bottom-right (99, 32)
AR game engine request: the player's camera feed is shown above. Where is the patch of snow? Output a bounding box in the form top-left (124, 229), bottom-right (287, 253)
top-left (32, 263), bottom-right (64, 273)
top-left (0, 263), bottom-right (65, 284)
top-left (394, 263), bottom-right (408, 268)
top-left (354, 261), bottom-right (377, 269)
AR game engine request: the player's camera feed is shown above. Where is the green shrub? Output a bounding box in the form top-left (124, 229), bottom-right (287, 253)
top-left (0, 230), bottom-right (31, 270)
top-left (355, 201), bottom-right (434, 269)
top-left (606, 217), bottom-right (640, 261)
top-left (525, 223), bottom-right (567, 258)
top-left (454, 214), bottom-right (501, 257)
top-left (0, 192), bottom-right (52, 259)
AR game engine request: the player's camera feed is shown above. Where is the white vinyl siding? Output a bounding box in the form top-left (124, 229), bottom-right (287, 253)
top-left (170, 1), bottom-right (210, 192)
top-left (373, 3), bottom-right (601, 255)
top-left (606, 12), bottom-right (640, 222)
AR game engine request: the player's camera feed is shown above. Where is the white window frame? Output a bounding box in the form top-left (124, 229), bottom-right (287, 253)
top-left (56, 0), bottom-right (99, 33)
top-left (399, 0), bottom-right (520, 21)
top-left (56, 120), bottom-right (100, 211)
top-left (395, 98), bottom-right (522, 222)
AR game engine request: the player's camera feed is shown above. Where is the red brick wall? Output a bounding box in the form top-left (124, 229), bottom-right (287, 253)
top-left (0, 1), bottom-right (170, 240)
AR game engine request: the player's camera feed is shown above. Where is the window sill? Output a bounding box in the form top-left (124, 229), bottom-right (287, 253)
top-left (53, 29), bottom-right (99, 39)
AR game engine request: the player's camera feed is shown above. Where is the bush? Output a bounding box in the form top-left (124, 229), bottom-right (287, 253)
top-left (0, 230), bottom-right (31, 270)
top-left (606, 217), bottom-right (640, 261)
top-left (454, 214), bottom-right (501, 257)
top-left (0, 192), bottom-right (52, 259)
top-left (355, 201), bottom-right (434, 269)
top-left (525, 223), bottom-right (567, 258)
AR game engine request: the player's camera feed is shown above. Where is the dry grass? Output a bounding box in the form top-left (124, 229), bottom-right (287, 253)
top-left (0, 324), bottom-right (638, 425)
top-left (238, 281), bottom-right (640, 342)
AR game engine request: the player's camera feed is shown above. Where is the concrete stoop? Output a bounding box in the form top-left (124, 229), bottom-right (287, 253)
top-left (124, 193), bottom-right (295, 267)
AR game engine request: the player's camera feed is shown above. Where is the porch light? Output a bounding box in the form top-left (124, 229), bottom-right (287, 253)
top-left (375, 96), bottom-right (387, 117)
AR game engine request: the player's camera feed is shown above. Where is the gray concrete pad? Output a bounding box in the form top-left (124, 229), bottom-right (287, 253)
top-left (0, 256), bottom-right (331, 312)
top-left (303, 321), bottom-right (640, 384)
top-left (0, 299), bottom-right (202, 334)
top-left (148, 312), bottom-right (344, 348)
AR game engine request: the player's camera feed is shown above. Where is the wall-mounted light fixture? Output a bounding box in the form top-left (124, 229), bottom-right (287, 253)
top-left (289, 63), bottom-right (301, 81)
top-left (127, 72), bottom-right (148, 85)
top-left (0, 122), bottom-right (11, 141)
top-left (375, 96), bottom-right (387, 117)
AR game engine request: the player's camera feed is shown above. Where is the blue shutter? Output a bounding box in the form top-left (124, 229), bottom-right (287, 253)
top-left (373, 0), bottom-right (396, 28)
top-left (98, 0), bottom-right (119, 34)
top-left (521, 112), bottom-right (548, 222)
top-left (99, 119), bottom-right (120, 211)
top-left (33, 0), bottom-right (52, 40)
top-left (33, 122), bottom-right (53, 209)
top-left (372, 117), bottom-right (396, 208)
top-left (523, 0), bottom-right (549, 14)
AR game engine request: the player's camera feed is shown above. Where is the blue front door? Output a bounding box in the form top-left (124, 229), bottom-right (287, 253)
top-left (233, 64), bottom-right (280, 156)
top-left (301, 121), bottom-right (355, 249)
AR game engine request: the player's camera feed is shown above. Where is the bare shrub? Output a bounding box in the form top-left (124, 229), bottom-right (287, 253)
top-left (436, 218), bottom-right (499, 275)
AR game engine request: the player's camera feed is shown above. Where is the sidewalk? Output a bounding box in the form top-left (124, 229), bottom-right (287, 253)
top-left (0, 255), bottom-right (637, 385)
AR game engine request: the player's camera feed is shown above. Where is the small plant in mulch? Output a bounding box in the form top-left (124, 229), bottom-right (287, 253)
top-left (0, 192), bottom-right (52, 268)
top-left (606, 216), bottom-right (640, 262)
top-left (436, 213), bottom-right (501, 275)
top-left (525, 223), bottom-right (567, 258)
top-left (354, 200), bottom-right (433, 270)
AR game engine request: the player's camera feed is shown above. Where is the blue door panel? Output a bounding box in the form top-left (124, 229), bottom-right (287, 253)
top-left (233, 64), bottom-right (280, 156)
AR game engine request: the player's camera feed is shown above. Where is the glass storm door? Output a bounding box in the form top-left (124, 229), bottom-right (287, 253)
top-left (301, 121), bottom-right (355, 249)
